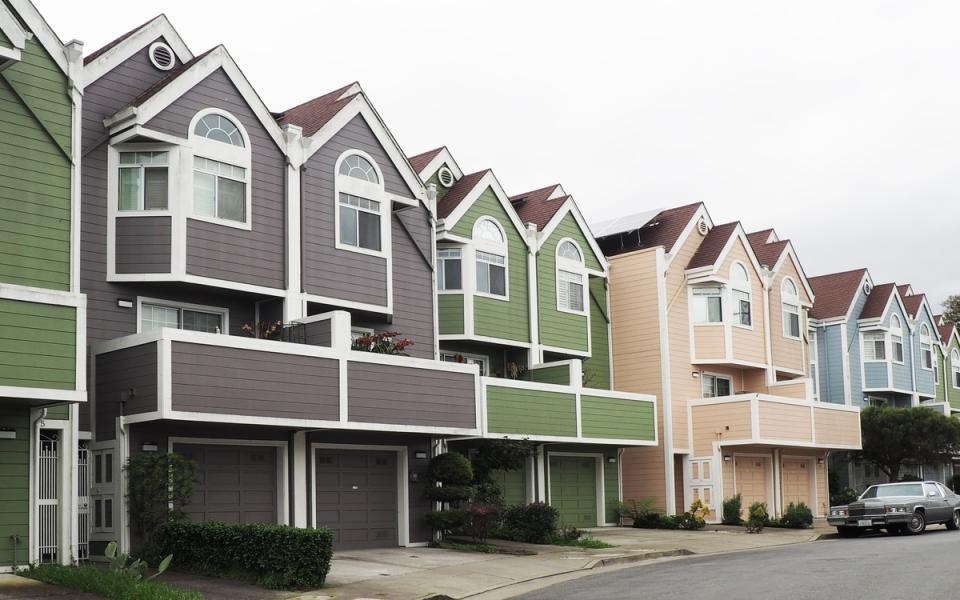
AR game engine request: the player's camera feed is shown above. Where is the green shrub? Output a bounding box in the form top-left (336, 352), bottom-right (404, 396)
top-left (428, 452), bottom-right (474, 485)
top-left (426, 452), bottom-right (475, 539)
top-left (425, 508), bottom-right (469, 533)
top-left (779, 502), bottom-right (814, 528)
top-left (428, 485), bottom-right (475, 503)
top-left (619, 498), bottom-right (663, 528)
top-left (125, 452), bottom-right (198, 544)
top-left (499, 503), bottom-right (559, 544)
top-left (153, 521), bottom-right (332, 590)
top-left (745, 502), bottom-right (768, 533)
top-left (722, 494), bottom-right (743, 525)
top-left (830, 488), bottom-right (859, 506)
top-left (25, 564), bottom-right (201, 600)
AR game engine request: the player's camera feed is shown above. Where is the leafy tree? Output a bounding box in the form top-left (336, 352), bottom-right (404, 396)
top-left (124, 452), bottom-right (198, 544)
top-left (943, 295), bottom-right (960, 324)
top-left (467, 440), bottom-right (536, 506)
top-left (859, 406), bottom-right (960, 482)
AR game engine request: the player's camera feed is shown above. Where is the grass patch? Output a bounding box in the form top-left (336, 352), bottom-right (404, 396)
top-left (443, 541), bottom-right (499, 553)
top-left (549, 536), bottom-right (615, 549)
top-left (25, 564), bottom-right (202, 600)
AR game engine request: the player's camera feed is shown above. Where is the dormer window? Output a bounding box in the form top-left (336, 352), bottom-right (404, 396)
top-left (782, 278), bottom-right (801, 339)
top-left (920, 324), bottom-right (934, 370)
top-left (473, 217), bottom-right (507, 299)
top-left (731, 262), bottom-right (751, 327)
top-left (335, 151), bottom-right (387, 256)
top-left (693, 287), bottom-right (723, 324)
top-left (556, 239), bottom-right (587, 314)
top-left (118, 151), bottom-right (168, 211)
top-left (189, 110), bottom-right (251, 228)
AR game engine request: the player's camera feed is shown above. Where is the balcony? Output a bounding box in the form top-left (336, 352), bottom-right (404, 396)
top-left (691, 322), bottom-right (768, 369)
top-left (688, 393), bottom-right (861, 457)
top-left (91, 313), bottom-right (480, 438)
top-left (482, 361), bottom-right (658, 446)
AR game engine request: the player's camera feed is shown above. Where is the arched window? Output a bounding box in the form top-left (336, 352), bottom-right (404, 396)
top-left (473, 218), bottom-right (507, 298)
top-left (920, 324), bottom-right (934, 370)
top-left (731, 262), bottom-right (751, 327)
top-left (556, 238), bottom-right (586, 314)
top-left (952, 349), bottom-right (960, 389)
top-left (190, 109), bottom-right (251, 226)
top-left (781, 277), bottom-right (800, 338)
top-left (889, 314), bottom-right (905, 364)
top-left (335, 151), bottom-right (386, 254)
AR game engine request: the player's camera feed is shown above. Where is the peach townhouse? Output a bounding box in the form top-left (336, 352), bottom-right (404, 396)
top-left (593, 203), bottom-right (862, 520)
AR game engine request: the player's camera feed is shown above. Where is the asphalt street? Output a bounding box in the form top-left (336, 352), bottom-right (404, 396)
top-left (516, 525), bottom-right (960, 599)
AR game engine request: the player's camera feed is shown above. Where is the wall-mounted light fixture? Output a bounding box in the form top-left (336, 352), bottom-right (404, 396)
top-left (117, 298), bottom-right (133, 309)
top-left (0, 427), bottom-right (16, 440)
top-left (607, 457), bottom-right (617, 464)
top-left (817, 457), bottom-right (825, 465)
top-left (409, 472), bottom-right (419, 483)
top-left (723, 455), bottom-right (732, 462)
top-left (141, 442), bottom-right (158, 452)
top-left (691, 371), bottom-right (701, 378)
top-left (414, 451), bottom-right (428, 459)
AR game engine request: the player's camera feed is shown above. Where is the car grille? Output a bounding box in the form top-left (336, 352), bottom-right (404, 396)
top-left (849, 507), bottom-right (884, 517)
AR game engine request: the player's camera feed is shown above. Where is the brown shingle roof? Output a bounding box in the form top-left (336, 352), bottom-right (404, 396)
top-left (84, 15), bottom-right (161, 65)
top-left (902, 294), bottom-right (925, 320)
top-left (860, 283), bottom-right (896, 319)
top-left (436, 170), bottom-right (489, 219)
top-left (510, 185), bottom-right (567, 230)
top-left (747, 229), bottom-right (775, 247)
top-left (897, 284), bottom-right (912, 297)
top-left (687, 222), bottom-right (739, 269)
top-left (275, 83), bottom-right (358, 136)
top-left (938, 323), bottom-right (956, 345)
top-left (595, 201), bottom-right (703, 257)
top-left (408, 148), bottom-right (444, 174)
top-left (808, 268), bottom-right (868, 320)
top-left (748, 234), bottom-right (789, 270)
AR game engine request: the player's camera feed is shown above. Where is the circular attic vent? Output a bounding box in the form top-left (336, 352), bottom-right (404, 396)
top-left (437, 166), bottom-right (455, 188)
top-left (148, 42), bottom-right (176, 71)
top-left (863, 282), bottom-right (872, 295)
top-left (696, 218), bottom-right (709, 235)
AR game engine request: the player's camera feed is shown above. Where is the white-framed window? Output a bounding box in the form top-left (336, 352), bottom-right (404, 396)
top-left (437, 248), bottom-right (462, 291)
top-left (440, 351), bottom-right (489, 376)
top-left (556, 239), bottom-right (587, 314)
top-left (693, 286), bottom-right (722, 324)
top-left (473, 217), bottom-right (508, 299)
top-left (350, 327), bottom-right (374, 342)
top-left (702, 373), bottom-right (732, 398)
top-left (782, 278), bottom-right (801, 338)
top-left (189, 109), bottom-right (251, 228)
top-left (730, 262), bottom-right (751, 327)
top-left (334, 150), bottom-right (388, 257)
top-left (920, 324), bottom-right (934, 370)
top-left (890, 314), bottom-right (904, 364)
top-left (118, 151), bottom-right (169, 211)
top-left (809, 328), bottom-right (819, 393)
top-left (863, 332), bottom-right (886, 361)
top-left (138, 298), bottom-right (226, 334)
top-left (952, 349), bottom-right (960, 389)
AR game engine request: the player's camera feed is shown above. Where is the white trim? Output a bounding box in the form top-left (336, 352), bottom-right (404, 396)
top-left (441, 171), bottom-right (530, 245)
top-left (147, 41), bottom-right (175, 71)
top-left (135, 296), bottom-right (229, 334)
top-left (334, 149), bottom-right (392, 263)
top-left (439, 334), bottom-right (534, 349)
top-left (439, 350), bottom-right (490, 376)
top-left (0, 283), bottom-right (85, 308)
top-left (413, 147), bottom-right (463, 182)
top-left (0, 3), bottom-right (27, 51)
top-left (536, 198), bottom-right (610, 272)
top-left (83, 15), bottom-right (193, 87)
top-left (654, 248), bottom-right (676, 513)
top-left (188, 108), bottom-right (253, 231)
top-left (169, 437), bottom-right (289, 526)
top-left (472, 217), bottom-right (510, 301)
top-left (311, 443), bottom-right (410, 547)
top-left (0, 386), bottom-right (85, 403)
top-left (555, 238), bottom-right (588, 316)
top-left (303, 293), bottom-right (390, 315)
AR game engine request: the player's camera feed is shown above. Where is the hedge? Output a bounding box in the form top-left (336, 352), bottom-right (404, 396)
top-left (25, 564), bottom-right (202, 600)
top-left (153, 521), bottom-right (333, 590)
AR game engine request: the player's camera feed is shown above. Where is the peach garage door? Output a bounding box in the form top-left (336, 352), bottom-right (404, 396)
top-left (735, 456), bottom-right (769, 511)
top-left (781, 458), bottom-right (812, 508)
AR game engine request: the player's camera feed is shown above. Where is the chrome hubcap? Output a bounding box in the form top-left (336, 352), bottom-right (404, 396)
top-left (910, 515), bottom-right (922, 531)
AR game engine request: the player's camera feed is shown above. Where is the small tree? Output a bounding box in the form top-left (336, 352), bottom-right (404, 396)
top-left (125, 452), bottom-right (198, 545)
top-left (468, 440), bottom-right (536, 506)
top-left (859, 406), bottom-right (960, 482)
top-left (943, 295), bottom-right (960, 324)
top-left (425, 452), bottom-right (474, 541)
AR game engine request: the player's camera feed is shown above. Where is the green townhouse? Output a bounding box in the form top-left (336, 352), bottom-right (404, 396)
top-left (0, 0), bottom-right (86, 569)
top-left (407, 147), bottom-right (657, 528)
top-left (934, 315), bottom-right (960, 411)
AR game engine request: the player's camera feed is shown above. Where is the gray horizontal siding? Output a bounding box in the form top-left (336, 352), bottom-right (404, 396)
top-left (94, 343), bottom-right (158, 441)
top-left (303, 320), bottom-right (331, 347)
top-left (347, 362), bottom-right (476, 429)
top-left (170, 342), bottom-right (339, 420)
top-left (388, 206), bottom-right (433, 359)
top-left (115, 216), bottom-right (171, 274)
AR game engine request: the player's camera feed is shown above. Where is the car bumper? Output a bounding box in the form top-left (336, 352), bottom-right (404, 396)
top-left (827, 514), bottom-right (912, 527)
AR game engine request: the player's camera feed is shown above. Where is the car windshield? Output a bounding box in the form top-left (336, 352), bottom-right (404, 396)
top-left (861, 483), bottom-right (923, 499)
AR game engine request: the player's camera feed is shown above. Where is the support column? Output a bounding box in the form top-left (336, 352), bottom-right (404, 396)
top-left (535, 445), bottom-right (547, 502)
top-left (292, 431), bottom-right (307, 527)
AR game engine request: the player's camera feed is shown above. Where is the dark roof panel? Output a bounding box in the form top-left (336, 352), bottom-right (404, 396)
top-left (860, 282), bottom-right (896, 319)
top-left (436, 170), bottom-right (489, 219)
top-left (687, 222), bottom-right (739, 269)
top-left (511, 185), bottom-right (566, 230)
top-left (275, 83), bottom-right (358, 136)
top-left (408, 147), bottom-right (444, 174)
top-left (808, 268), bottom-right (868, 320)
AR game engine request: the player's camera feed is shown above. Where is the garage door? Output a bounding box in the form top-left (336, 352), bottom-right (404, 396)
top-left (315, 449), bottom-right (398, 549)
top-left (781, 458), bottom-right (812, 508)
top-left (735, 456), bottom-right (769, 511)
top-left (549, 455), bottom-right (597, 528)
top-left (176, 444), bottom-right (277, 524)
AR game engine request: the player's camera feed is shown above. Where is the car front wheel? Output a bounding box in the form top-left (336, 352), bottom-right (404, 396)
top-left (837, 526), bottom-right (862, 538)
top-left (906, 511), bottom-right (926, 535)
top-left (946, 511), bottom-right (960, 531)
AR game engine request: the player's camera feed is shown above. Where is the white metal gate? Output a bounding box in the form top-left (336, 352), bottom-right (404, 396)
top-left (38, 430), bottom-right (60, 563)
top-left (77, 442), bottom-right (90, 560)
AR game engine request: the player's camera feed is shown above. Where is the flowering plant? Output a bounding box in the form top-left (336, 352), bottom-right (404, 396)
top-left (351, 330), bottom-right (415, 356)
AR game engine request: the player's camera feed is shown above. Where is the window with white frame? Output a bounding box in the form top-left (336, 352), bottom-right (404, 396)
top-left (339, 154), bottom-right (379, 183)
top-left (556, 240), bottom-right (587, 314)
top-left (473, 218), bottom-right (507, 298)
top-left (920, 324), bottom-right (934, 370)
top-left (890, 314), bottom-right (904, 364)
top-left (863, 331), bottom-right (886, 361)
top-left (782, 278), bottom-right (801, 338)
top-left (702, 374), bottom-right (732, 398)
top-left (437, 248), bottom-right (462, 291)
top-left (336, 152), bottom-right (386, 254)
top-left (140, 301), bottom-right (225, 334)
top-left (952, 349), bottom-right (960, 389)
top-left (440, 351), bottom-right (488, 376)
top-left (118, 151), bottom-right (168, 211)
top-left (809, 328), bottom-right (819, 389)
top-left (339, 194), bottom-right (381, 251)
top-left (692, 287), bottom-right (722, 324)
top-left (731, 262), bottom-right (752, 327)
top-left (190, 110), bottom-right (250, 225)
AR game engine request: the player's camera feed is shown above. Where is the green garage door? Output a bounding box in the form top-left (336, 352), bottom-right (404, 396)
top-left (549, 455), bottom-right (598, 528)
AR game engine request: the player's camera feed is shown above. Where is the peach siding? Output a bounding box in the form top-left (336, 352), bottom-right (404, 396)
top-left (766, 379), bottom-right (808, 399)
top-left (770, 257), bottom-right (809, 373)
top-left (814, 407), bottom-right (861, 447)
top-left (694, 325), bottom-right (725, 360)
top-left (719, 239), bottom-right (766, 364)
top-left (758, 400), bottom-right (813, 442)
top-left (732, 326), bottom-right (765, 364)
top-left (691, 401), bottom-right (752, 456)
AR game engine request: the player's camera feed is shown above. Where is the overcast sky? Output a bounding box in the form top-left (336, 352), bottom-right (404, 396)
top-left (39, 1), bottom-right (958, 309)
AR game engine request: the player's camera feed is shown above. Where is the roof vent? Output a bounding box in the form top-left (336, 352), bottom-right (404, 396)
top-left (437, 166), bottom-right (455, 188)
top-left (148, 42), bottom-right (175, 71)
top-left (863, 282), bottom-right (872, 295)
top-left (696, 218), bottom-right (708, 236)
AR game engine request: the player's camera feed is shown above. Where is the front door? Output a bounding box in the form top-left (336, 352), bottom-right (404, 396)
top-left (549, 455), bottom-right (598, 528)
top-left (735, 456), bottom-right (769, 512)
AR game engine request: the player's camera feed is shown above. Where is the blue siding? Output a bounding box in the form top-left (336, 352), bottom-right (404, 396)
top-left (846, 288), bottom-right (869, 406)
top-left (817, 325), bottom-right (845, 404)
top-left (864, 362), bottom-right (888, 389)
top-left (913, 306), bottom-right (937, 397)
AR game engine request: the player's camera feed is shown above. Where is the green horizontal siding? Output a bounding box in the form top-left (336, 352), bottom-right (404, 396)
top-left (528, 365), bottom-right (570, 385)
top-left (45, 404), bottom-right (69, 420)
top-left (0, 406), bottom-right (29, 567)
top-left (0, 298), bottom-right (75, 389)
top-left (438, 294), bottom-right (465, 335)
top-left (580, 395), bottom-right (655, 441)
top-left (492, 468), bottom-right (527, 506)
top-left (0, 27), bottom-right (10, 47)
top-left (538, 213), bottom-right (592, 353)
top-left (486, 385), bottom-right (576, 436)
top-left (583, 276), bottom-right (611, 389)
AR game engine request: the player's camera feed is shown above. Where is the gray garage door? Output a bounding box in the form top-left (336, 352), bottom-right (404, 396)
top-left (315, 449), bottom-right (398, 549)
top-left (176, 444), bottom-right (277, 524)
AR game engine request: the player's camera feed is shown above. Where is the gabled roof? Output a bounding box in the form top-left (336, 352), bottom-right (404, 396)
top-left (437, 170), bottom-right (490, 219)
top-left (594, 202), bottom-right (704, 256)
top-left (808, 268), bottom-right (869, 320)
top-left (748, 234), bottom-right (790, 270)
top-left (747, 229), bottom-right (776, 247)
top-left (687, 222), bottom-right (739, 269)
top-left (275, 83), bottom-right (358, 136)
top-left (860, 282), bottom-right (897, 320)
top-left (0, 3), bottom-right (28, 52)
top-left (897, 284), bottom-right (913, 298)
top-left (128, 47), bottom-right (214, 107)
top-left (84, 15), bottom-right (157, 64)
top-left (408, 147), bottom-right (444, 174)
top-left (938, 319), bottom-right (957, 347)
top-left (902, 294), bottom-right (926, 320)
top-left (5, 0), bottom-right (75, 75)
top-left (82, 14), bottom-right (193, 86)
top-left (510, 184), bottom-right (566, 230)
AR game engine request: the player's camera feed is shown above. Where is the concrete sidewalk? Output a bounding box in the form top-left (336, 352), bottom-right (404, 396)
top-left (299, 525), bottom-right (828, 600)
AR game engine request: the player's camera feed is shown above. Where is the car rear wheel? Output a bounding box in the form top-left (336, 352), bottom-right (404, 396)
top-left (837, 526), bottom-right (862, 538)
top-left (906, 511), bottom-right (926, 535)
top-left (946, 511), bottom-right (960, 531)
